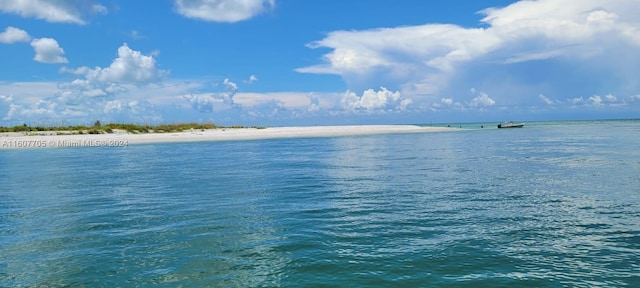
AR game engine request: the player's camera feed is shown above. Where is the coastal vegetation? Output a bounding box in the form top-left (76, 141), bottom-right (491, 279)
top-left (0, 121), bottom-right (264, 135)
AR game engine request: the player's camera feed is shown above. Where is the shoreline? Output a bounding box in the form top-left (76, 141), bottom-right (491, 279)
top-left (0, 125), bottom-right (457, 149)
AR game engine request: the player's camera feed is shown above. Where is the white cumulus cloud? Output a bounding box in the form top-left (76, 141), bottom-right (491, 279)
top-left (183, 94), bottom-right (219, 113)
top-left (244, 75), bottom-right (258, 84)
top-left (0, 0), bottom-right (107, 24)
top-left (182, 78), bottom-right (242, 112)
top-left (605, 94), bottom-right (617, 102)
top-left (299, 0), bottom-right (640, 110)
top-left (569, 93), bottom-right (622, 107)
top-left (73, 43), bottom-right (168, 84)
top-left (174, 0), bottom-right (274, 23)
top-left (0, 26), bottom-right (30, 43)
top-left (341, 87), bottom-right (410, 112)
top-left (220, 78), bottom-right (238, 106)
top-left (589, 95), bottom-right (603, 105)
top-left (469, 92), bottom-right (496, 107)
top-left (0, 44), bottom-right (169, 124)
top-left (30, 38), bottom-right (68, 63)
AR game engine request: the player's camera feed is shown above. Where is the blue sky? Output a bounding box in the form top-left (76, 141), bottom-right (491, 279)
top-left (0, 0), bottom-right (639, 126)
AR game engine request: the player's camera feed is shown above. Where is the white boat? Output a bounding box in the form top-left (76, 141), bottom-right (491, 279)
top-left (497, 121), bottom-right (524, 128)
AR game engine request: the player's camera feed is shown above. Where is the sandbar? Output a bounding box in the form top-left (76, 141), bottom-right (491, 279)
top-left (0, 125), bottom-right (456, 149)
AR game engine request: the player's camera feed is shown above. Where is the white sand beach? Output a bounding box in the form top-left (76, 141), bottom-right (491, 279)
top-left (0, 125), bottom-right (456, 149)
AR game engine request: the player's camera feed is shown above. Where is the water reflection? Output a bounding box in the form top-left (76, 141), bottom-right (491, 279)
top-left (1, 144), bottom-right (293, 287)
top-left (2, 121), bottom-right (640, 286)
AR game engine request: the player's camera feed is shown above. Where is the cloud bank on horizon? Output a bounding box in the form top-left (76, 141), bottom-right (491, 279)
top-left (0, 0), bottom-right (638, 126)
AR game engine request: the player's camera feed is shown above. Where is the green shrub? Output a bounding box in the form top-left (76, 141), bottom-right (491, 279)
top-left (0, 121), bottom-right (260, 134)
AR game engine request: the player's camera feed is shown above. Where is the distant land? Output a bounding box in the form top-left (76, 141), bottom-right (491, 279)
top-left (0, 121), bottom-right (260, 135)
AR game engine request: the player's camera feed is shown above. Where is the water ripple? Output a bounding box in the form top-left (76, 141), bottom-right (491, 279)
top-left (1, 121), bottom-right (639, 287)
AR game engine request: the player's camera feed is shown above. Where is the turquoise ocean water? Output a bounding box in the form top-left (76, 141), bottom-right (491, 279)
top-left (1, 120), bottom-right (639, 287)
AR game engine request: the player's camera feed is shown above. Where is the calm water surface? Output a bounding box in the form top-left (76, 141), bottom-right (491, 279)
top-left (1, 120), bottom-right (639, 287)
